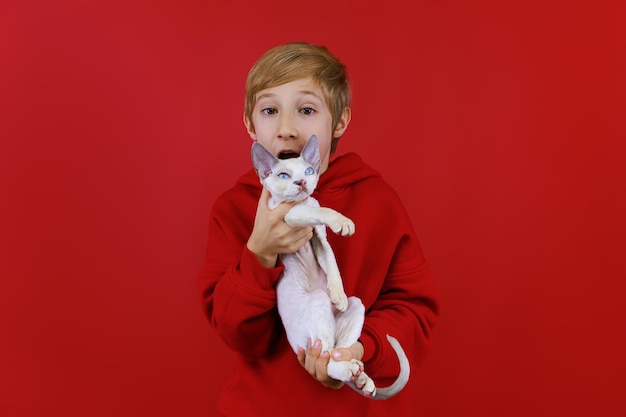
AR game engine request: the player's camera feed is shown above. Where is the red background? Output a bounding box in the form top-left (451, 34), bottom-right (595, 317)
top-left (1, 1), bottom-right (625, 416)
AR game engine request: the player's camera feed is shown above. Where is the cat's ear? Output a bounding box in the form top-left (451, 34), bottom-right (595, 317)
top-left (251, 142), bottom-right (277, 180)
top-left (301, 135), bottom-right (321, 173)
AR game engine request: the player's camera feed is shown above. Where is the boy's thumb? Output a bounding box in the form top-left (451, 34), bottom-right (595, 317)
top-left (258, 187), bottom-right (272, 207)
top-left (331, 349), bottom-right (345, 361)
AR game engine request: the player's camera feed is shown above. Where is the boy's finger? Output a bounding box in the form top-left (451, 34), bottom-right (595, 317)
top-left (331, 347), bottom-right (355, 362)
top-left (316, 352), bottom-right (343, 389)
top-left (258, 186), bottom-right (270, 203)
top-left (304, 339), bottom-right (322, 374)
top-left (331, 349), bottom-right (345, 361)
top-left (255, 187), bottom-right (269, 214)
top-left (297, 348), bottom-right (306, 367)
top-left (307, 339), bottom-right (322, 357)
top-left (272, 201), bottom-right (301, 222)
top-left (316, 352), bottom-right (330, 373)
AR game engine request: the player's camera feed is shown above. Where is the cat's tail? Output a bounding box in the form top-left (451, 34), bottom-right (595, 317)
top-left (370, 334), bottom-right (410, 400)
top-left (348, 334), bottom-right (410, 400)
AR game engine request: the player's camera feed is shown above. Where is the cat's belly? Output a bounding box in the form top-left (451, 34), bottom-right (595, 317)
top-left (279, 243), bottom-right (326, 291)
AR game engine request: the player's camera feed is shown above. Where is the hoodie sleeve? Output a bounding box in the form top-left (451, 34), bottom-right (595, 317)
top-left (359, 227), bottom-right (439, 382)
top-left (331, 177), bottom-right (440, 384)
top-left (197, 187), bottom-right (284, 360)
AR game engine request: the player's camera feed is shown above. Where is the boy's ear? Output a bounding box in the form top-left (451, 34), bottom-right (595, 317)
top-left (332, 107), bottom-right (352, 138)
top-left (243, 113), bottom-right (257, 140)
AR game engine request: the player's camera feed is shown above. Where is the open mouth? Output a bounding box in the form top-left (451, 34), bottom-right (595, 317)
top-left (278, 151), bottom-right (300, 160)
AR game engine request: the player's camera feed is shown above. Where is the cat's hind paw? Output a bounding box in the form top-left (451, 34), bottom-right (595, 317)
top-left (328, 282), bottom-right (348, 311)
top-left (327, 358), bottom-right (363, 382)
top-left (354, 371), bottom-right (376, 397)
top-left (331, 292), bottom-right (349, 312)
top-left (327, 359), bottom-right (377, 397)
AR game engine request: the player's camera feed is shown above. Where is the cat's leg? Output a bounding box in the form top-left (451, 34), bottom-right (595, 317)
top-left (318, 207), bottom-right (355, 236)
top-left (310, 229), bottom-right (348, 312)
top-left (285, 201), bottom-right (353, 312)
top-left (334, 296), bottom-right (365, 349)
top-left (285, 204), bottom-right (355, 236)
top-left (327, 297), bottom-right (376, 395)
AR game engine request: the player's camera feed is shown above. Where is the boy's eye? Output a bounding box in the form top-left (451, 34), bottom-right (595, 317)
top-left (305, 167), bottom-right (314, 175)
top-left (261, 108), bottom-right (278, 115)
top-left (277, 172), bottom-right (290, 179)
top-left (300, 107), bottom-right (315, 115)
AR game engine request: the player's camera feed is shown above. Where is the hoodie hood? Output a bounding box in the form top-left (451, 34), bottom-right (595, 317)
top-left (317, 152), bottom-right (382, 192)
top-left (238, 152), bottom-right (382, 194)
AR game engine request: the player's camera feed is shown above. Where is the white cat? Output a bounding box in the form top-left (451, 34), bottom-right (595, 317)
top-left (251, 135), bottom-right (410, 399)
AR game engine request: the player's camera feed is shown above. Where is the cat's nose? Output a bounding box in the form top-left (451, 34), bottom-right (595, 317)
top-left (294, 180), bottom-right (306, 187)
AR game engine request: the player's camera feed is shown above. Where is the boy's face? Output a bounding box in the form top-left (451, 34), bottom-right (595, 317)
top-left (244, 78), bottom-right (350, 174)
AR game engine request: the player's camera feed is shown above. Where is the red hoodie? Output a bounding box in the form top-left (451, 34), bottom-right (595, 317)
top-left (198, 152), bottom-right (439, 416)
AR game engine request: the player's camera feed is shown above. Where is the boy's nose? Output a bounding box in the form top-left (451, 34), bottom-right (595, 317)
top-left (277, 114), bottom-right (297, 139)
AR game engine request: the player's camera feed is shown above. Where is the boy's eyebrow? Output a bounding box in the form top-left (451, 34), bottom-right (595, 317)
top-left (256, 90), bottom-right (324, 102)
top-left (256, 92), bottom-right (276, 101)
top-left (298, 90), bottom-right (322, 97)
top-left (298, 90), bottom-right (324, 101)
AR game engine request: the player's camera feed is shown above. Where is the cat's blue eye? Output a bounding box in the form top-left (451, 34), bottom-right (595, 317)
top-left (300, 107), bottom-right (315, 115)
top-left (278, 172), bottom-right (290, 179)
top-left (305, 167), bottom-right (314, 175)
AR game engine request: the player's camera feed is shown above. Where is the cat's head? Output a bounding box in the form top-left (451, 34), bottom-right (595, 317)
top-left (251, 135), bottom-right (321, 202)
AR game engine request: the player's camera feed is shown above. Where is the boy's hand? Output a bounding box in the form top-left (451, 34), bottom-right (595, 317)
top-left (297, 339), bottom-right (364, 389)
top-left (246, 187), bottom-right (313, 268)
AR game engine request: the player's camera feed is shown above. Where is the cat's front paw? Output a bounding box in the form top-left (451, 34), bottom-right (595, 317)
top-left (327, 215), bottom-right (355, 237)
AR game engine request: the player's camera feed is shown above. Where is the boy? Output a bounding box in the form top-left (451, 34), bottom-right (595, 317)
top-left (198, 42), bottom-right (439, 416)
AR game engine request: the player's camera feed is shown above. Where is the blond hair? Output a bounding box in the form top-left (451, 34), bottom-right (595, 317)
top-left (244, 42), bottom-right (351, 153)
